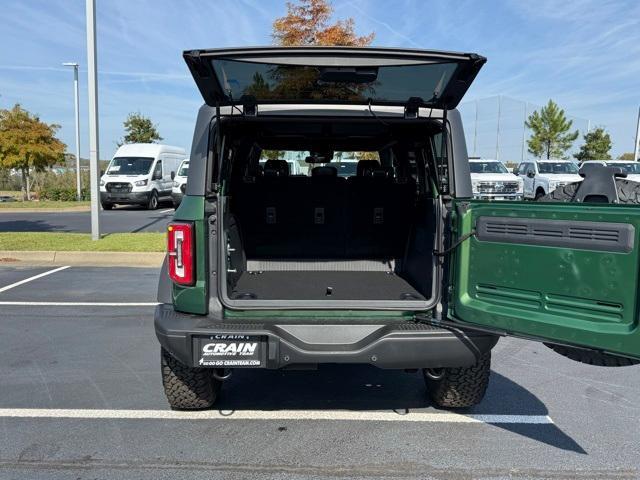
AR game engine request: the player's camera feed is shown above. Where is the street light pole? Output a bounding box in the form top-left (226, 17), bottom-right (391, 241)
top-left (634, 106), bottom-right (640, 162)
top-left (86, 0), bottom-right (101, 240)
top-left (62, 62), bottom-right (82, 201)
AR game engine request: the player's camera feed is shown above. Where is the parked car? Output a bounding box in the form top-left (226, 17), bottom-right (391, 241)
top-left (155, 46), bottom-right (640, 411)
top-left (469, 159), bottom-right (523, 200)
top-left (515, 159), bottom-right (583, 200)
top-left (100, 143), bottom-right (186, 210)
top-left (171, 158), bottom-right (189, 208)
top-left (0, 195), bottom-right (17, 203)
top-left (581, 160), bottom-right (640, 182)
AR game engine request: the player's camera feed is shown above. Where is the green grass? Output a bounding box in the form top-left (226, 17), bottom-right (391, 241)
top-left (0, 232), bottom-right (166, 252)
top-left (0, 200), bottom-right (90, 209)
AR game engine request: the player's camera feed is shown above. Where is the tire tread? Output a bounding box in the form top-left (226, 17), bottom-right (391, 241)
top-left (424, 352), bottom-right (491, 408)
top-left (161, 348), bottom-right (220, 410)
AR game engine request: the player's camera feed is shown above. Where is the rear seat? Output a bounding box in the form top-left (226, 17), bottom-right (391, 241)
top-left (298, 166), bottom-right (347, 257)
top-left (236, 159), bottom-right (414, 260)
top-left (346, 160), bottom-right (398, 257)
top-left (236, 160), bottom-right (292, 257)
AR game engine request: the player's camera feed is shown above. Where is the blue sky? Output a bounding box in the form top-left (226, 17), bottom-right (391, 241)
top-left (1, 0), bottom-right (639, 160)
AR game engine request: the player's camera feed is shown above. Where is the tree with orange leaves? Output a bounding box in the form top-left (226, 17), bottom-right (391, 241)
top-left (273, 0), bottom-right (374, 47)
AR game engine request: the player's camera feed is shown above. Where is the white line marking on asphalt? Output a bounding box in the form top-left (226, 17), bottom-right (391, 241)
top-left (0, 301), bottom-right (158, 306)
top-left (160, 208), bottom-right (174, 214)
top-left (0, 408), bottom-right (554, 424)
top-left (0, 266), bottom-right (70, 294)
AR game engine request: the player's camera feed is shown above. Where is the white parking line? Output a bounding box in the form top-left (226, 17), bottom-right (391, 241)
top-left (159, 208), bottom-right (174, 214)
top-left (0, 301), bottom-right (158, 306)
top-left (0, 408), bottom-right (554, 424)
top-left (0, 266), bottom-right (70, 294)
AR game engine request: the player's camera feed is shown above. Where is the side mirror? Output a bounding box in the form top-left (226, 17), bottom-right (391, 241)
top-left (512, 167), bottom-right (519, 175)
top-left (526, 170), bottom-right (535, 178)
top-left (170, 171), bottom-right (175, 180)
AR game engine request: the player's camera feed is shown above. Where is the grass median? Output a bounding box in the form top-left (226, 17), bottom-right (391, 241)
top-left (0, 200), bottom-right (91, 209)
top-left (0, 232), bottom-right (165, 252)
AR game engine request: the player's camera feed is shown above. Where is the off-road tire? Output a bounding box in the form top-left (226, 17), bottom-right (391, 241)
top-left (538, 179), bottom-right (640, 366)
top-left (147, 190), bottom-right (158, 210)
top-left (539, 178), bottom-right (640, 204)
top-left (101, 202), bottom-right (113, 210)
top-left (424, 351), bottom-right (491, 408)
top-left (534, 189), bottom-right (546, 200)
top-left (161, 348), bottom-right (221, 410)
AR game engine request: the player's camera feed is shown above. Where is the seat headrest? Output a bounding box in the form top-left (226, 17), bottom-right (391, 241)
top-left (311, 166), bottom-right (338, 177)
top-left (356, 160), bottom-right (381, 177)
top-left (263, 160), bottom-right (290, 177)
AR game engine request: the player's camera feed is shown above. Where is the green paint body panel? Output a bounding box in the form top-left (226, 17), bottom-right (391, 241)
top-left (172, 195), bottom-right (207, 315)
top-left (451, 200), bottom-right (640, 359)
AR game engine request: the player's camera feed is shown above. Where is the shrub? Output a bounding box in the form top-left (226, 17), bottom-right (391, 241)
top-left (34, 170), bottom-right (90, 201)
top-left (38, 186), bottom-right (90, 201)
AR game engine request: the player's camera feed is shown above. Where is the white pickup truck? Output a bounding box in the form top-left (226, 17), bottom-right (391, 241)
top-left (469, 159), bottom-right (523, 200)
top-left (582, 160), bottom-right (640, 182)
top-left (515, 160), bottom-right (583, 200)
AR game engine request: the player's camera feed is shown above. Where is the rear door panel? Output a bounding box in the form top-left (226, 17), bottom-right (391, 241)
top-left (451, 200), bottom-right (640, 359)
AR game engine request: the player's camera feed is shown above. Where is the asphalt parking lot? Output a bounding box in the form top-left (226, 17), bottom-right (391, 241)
top-left (0, 206), bottom-right (174, 233)
top-left (0, 265), bottom-right (639, 479)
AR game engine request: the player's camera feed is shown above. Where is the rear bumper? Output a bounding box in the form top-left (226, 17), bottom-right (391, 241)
top-left (100, 191), bottom-right (150, 204)
top-left (154, 304), bottom-right (499, 369)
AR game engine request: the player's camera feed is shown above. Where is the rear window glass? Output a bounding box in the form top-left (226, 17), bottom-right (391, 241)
top-left (211, 59), bottom-right (459, 104)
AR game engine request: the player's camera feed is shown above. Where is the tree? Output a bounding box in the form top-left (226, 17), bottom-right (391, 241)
top-left (273, 0), bottom-right (374, 46)
top-left (120, 112), bottom-right (163, 145)
top-left (618, 152), bottom-right (636, 160)
top-left (525, 100), bottom-right (579, 159)
top-left (573, 127), bottom-right (612, 161)
top-left (261, 150), bottom-right (285, 160)
top-left (0, 104), bottom-right (66, 200)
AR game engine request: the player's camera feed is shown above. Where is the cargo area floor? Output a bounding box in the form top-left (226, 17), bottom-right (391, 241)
top-left (230, 271), bottom-right (425, 301)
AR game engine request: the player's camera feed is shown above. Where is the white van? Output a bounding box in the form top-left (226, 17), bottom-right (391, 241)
top-left (100, 144), bottom-right (186, 210)
top-left (171, 158), bottom-right (189, 208)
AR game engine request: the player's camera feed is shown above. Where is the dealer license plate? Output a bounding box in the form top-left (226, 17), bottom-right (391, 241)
top-left (195, 335), bottom-right (265, 367)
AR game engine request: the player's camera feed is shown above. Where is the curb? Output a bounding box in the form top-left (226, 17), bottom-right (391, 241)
top-left (0, 251), bottom-right (164, 268)
top-left (0, 207), bottom-right (91, 213)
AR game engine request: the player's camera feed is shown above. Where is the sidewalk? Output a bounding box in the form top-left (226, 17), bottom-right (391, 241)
top-left (0, 250), bottom-right (164, 267)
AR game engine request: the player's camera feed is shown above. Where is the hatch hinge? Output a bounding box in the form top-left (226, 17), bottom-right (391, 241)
top-left (241, 95), bottom-right (258, 116)
top-left (404, 96), bottom-right (423, 119)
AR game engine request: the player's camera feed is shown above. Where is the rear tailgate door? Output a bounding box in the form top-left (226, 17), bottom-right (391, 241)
top-left (183, 46), bottom-right (485, 109)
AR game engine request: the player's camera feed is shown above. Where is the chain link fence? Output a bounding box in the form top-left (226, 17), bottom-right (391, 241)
top-left (459, 96), bottom-right (590, 166)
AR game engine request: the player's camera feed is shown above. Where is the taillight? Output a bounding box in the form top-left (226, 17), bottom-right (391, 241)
top-left (167, 222), bottom-right (195, 285)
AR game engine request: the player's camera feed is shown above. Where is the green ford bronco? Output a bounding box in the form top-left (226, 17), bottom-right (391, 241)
top-left (155, 46), bottom-right (640, 410)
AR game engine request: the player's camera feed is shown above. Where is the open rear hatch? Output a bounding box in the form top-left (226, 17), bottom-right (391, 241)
top-left (183, 46), bottom-right (485, 110)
